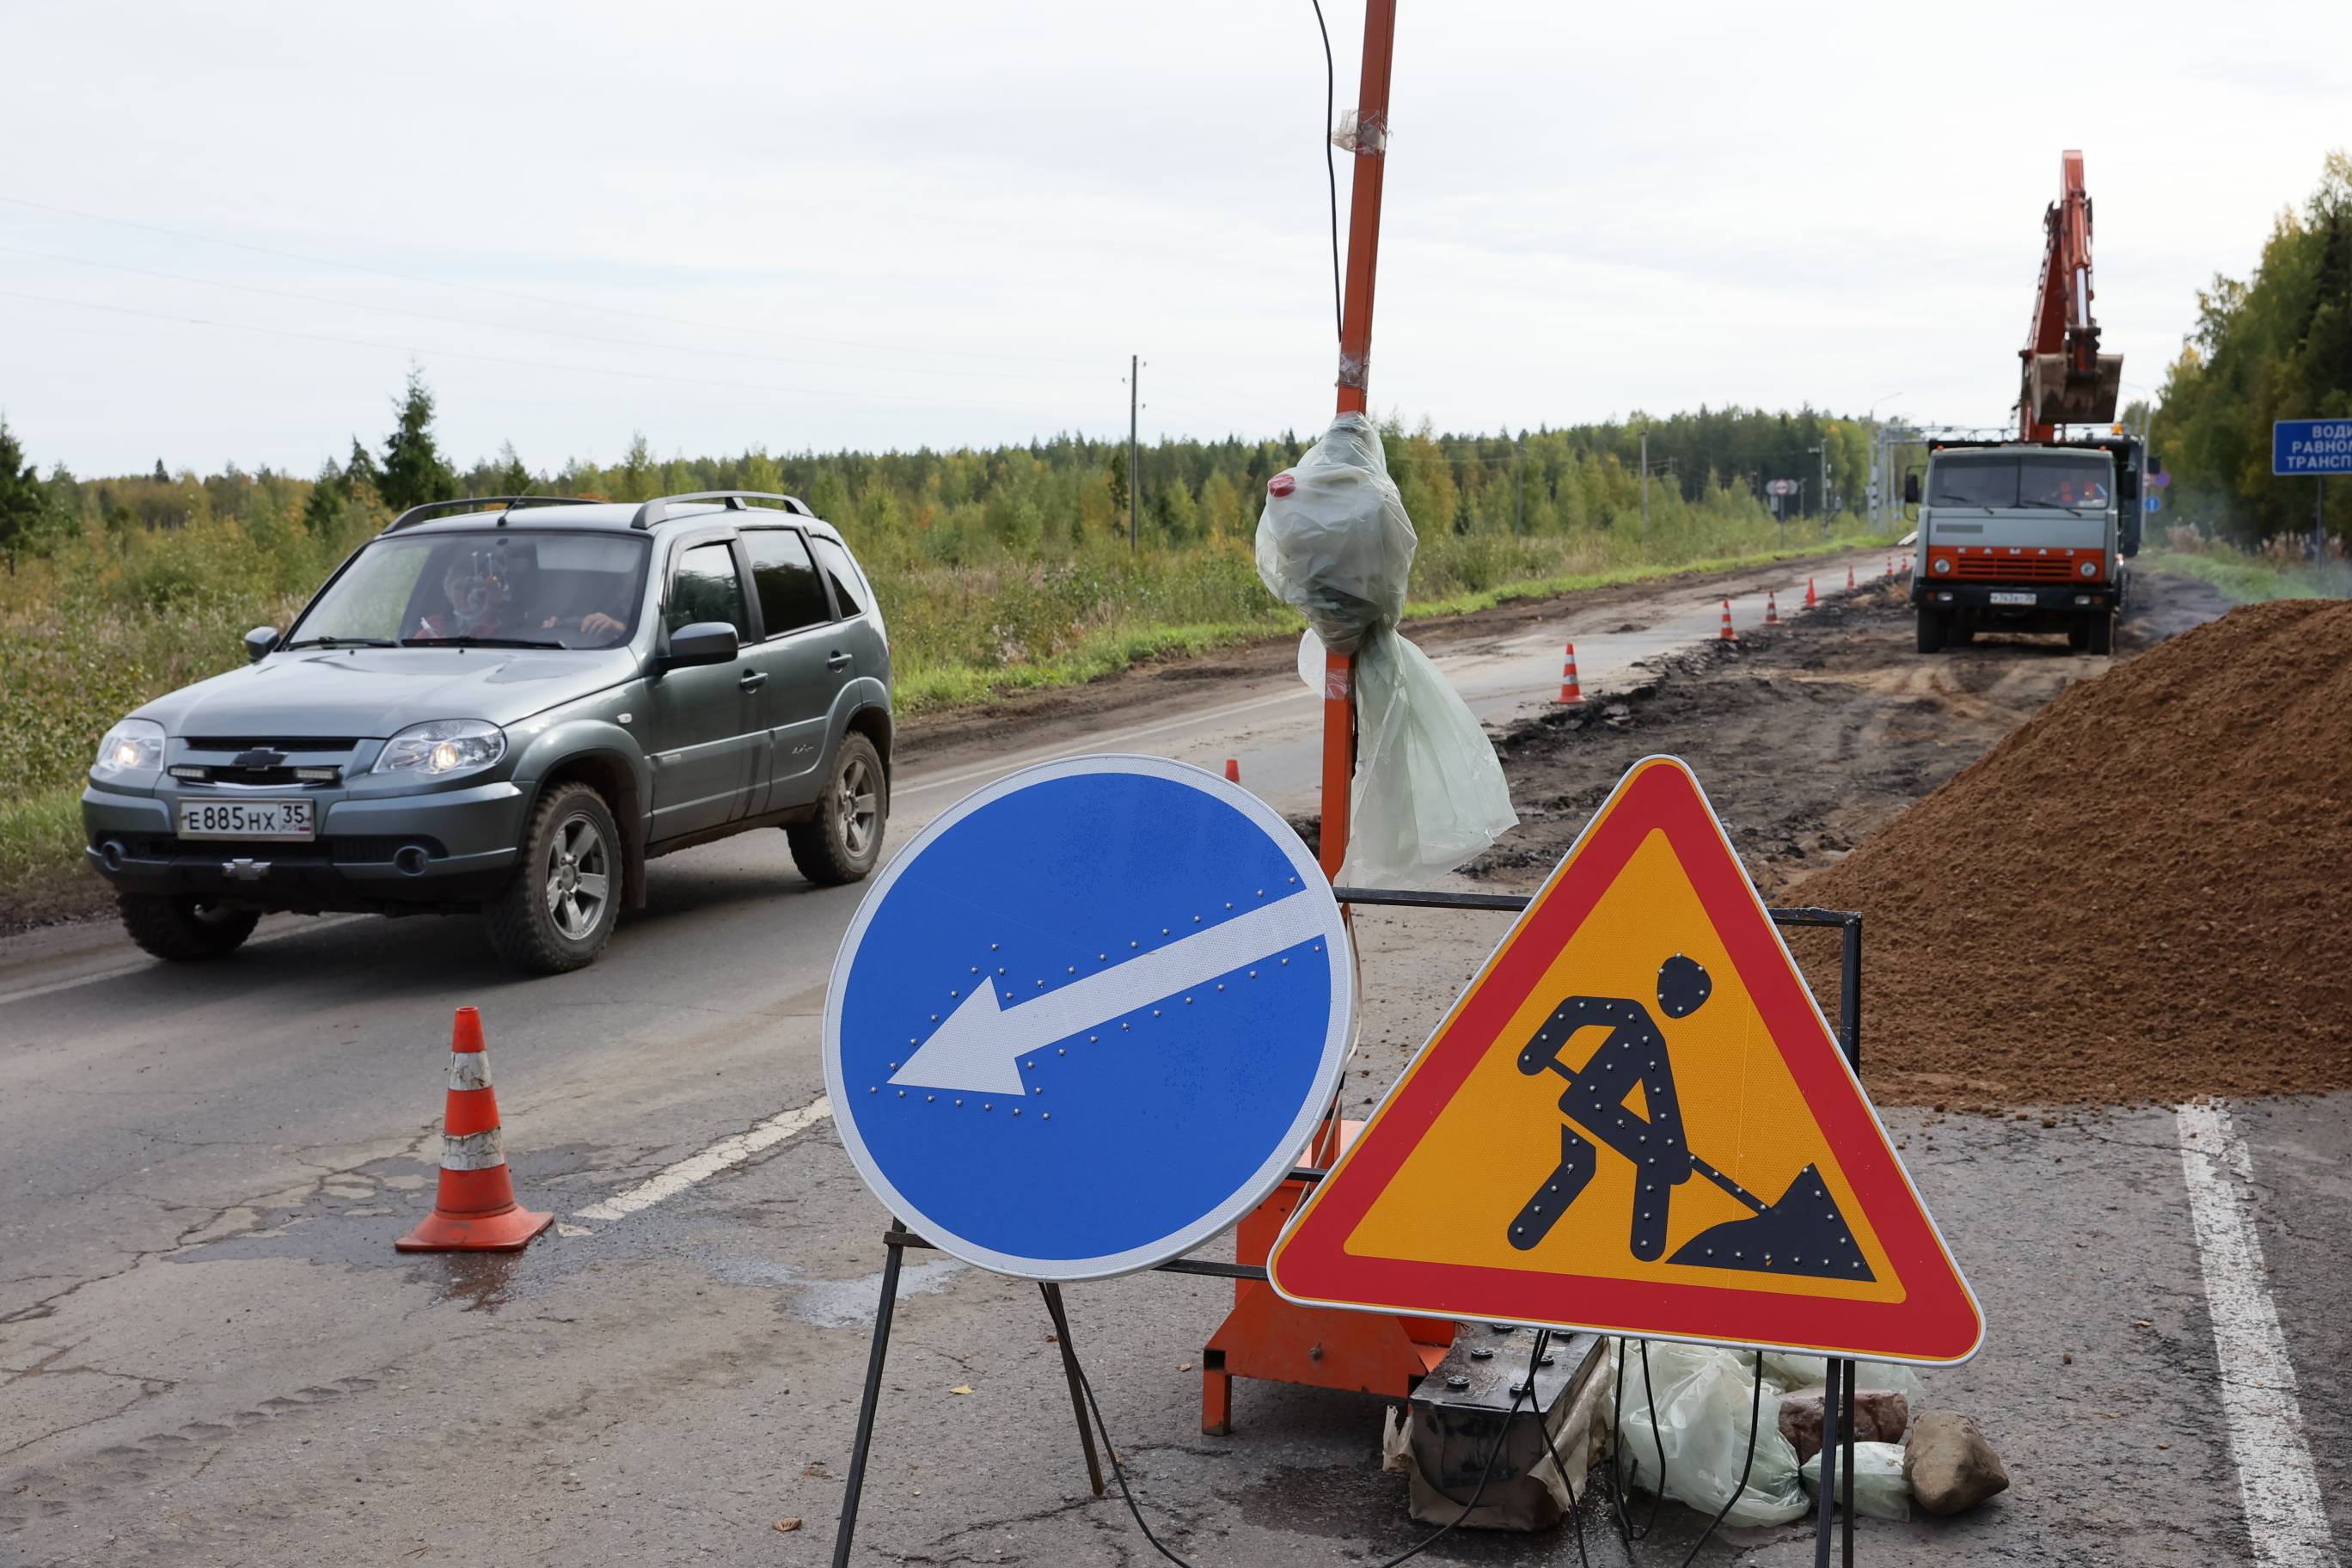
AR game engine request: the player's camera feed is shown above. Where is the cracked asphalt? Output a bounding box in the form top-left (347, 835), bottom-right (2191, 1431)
top-left (3, 569), bottom-right (2344, 1565)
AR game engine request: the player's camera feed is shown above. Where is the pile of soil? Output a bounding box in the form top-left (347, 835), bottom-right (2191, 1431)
top-left (1801, 598), bottom-right (2352, 1111)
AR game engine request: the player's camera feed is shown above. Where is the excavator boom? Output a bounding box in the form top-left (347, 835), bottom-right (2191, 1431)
top-left (2019, 150), bottom-right (2123, 440)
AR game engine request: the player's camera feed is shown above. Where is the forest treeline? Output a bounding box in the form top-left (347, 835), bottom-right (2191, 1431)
top-left (2159, 152), bottom-right (2351, 544)
top-left (0, 375), bottom-right (1871, 597)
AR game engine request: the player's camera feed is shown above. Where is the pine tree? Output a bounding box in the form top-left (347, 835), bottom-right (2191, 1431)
top-left (152, 458), bottom-right (168, 483)
top-left (377, 367), bottom-right (456, 512)
top-left (493, 441), bottom-right (532, 495)
top-left (0, 419), bottom-right (43, 556)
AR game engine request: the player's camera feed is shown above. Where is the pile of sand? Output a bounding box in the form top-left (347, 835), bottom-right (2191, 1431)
top-left (1801, 599), bottom-right (2352, 1111)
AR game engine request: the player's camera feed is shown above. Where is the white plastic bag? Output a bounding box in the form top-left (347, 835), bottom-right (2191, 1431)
top-left (1262, 412), bottom-right (1516, 884)
top-left (1613, 1342), bottom-right (1810, 1527)
top-left (1801, 1441), bottom-right (1912, 1521)
top-left (1255, 411), bottom-right (1416, 655)
top-left (1295, 626), bottom-right (1517, 885)
top-left (1762, 1355), bottom-right (1926, 1406)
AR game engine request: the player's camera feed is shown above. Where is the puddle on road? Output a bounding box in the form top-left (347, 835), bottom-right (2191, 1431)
top-left (711, 1254), bottom-right (969, 1327)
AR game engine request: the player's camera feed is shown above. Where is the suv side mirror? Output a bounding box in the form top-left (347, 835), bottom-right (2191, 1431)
top-left (660, 621), bottom-right (739, 671)
top-left (1902, 473), bottom-right (1921, 505)
top-left (244, 626), bottom-right (279, 663)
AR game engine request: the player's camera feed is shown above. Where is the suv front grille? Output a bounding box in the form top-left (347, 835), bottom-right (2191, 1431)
top-left (181, 736), bottom-right (364, 752)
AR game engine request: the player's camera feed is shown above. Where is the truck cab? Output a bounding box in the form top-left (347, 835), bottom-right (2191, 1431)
top-left (1908, 435), bottom-right (2142, 654)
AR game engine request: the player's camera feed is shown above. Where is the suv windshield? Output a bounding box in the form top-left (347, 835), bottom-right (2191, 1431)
top-left (1929, 455), bottom-right (2113, 511)
top-left (290, 531), bottom-right (652, 649)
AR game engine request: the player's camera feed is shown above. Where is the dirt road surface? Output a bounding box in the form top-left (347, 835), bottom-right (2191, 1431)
top-left (4, 561), bottom-right (2344, 1567)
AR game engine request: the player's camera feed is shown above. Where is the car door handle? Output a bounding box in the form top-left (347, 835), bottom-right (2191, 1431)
top-left (826, 651), bottom-right (853, 671)
top-left (738, 671), bottom-right (769, 692)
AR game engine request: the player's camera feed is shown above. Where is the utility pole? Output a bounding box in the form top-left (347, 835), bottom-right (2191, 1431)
top-left (1127, 354), bottom-right (1141, 552)
top-left (1809, 443), bottom-right (1828, 536)
top-left (1639, 432), bottom-right (1650, 530)
top-left (1514, 432), bottom-right (1524, 535)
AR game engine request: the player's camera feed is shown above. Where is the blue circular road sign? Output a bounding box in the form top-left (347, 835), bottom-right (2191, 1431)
top-left (823, 755), bottom-right (1353, 1281)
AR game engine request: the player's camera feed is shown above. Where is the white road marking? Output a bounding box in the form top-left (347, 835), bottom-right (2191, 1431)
top-left (2175, 1100), bottom-right (2341, 1568)
top-left (890, 890), bottom-right (1329, 1095)
top-left (0, 913), bottom-right (368, 1008)
top-left (573, 1094), bottom-right (833, 1222)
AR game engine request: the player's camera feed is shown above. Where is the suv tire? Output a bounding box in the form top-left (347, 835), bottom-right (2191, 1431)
top-left (487, 781), bottom-right (623, 974)
top-left (119, 893), bottom-right (260, 961)
top-left (789, 733), bottom-right (886, 885)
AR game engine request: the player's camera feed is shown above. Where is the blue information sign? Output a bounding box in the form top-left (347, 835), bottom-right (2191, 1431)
top-left (823, 755), bottom-right (1353, 1281)
top-left (2145, 493), bottom-right (2161, 514)
top-left (2274, 420), bottom-right (2352, 476)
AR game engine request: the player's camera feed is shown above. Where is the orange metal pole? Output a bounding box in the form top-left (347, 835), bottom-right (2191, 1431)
top-left (1319, 0), bottom-right (1397, 884)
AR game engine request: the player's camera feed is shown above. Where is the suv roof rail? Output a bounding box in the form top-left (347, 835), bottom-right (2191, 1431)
top-left (629, 491), bottom-right (816, 530)
top-left (383, 495), bottom-right (595, 533)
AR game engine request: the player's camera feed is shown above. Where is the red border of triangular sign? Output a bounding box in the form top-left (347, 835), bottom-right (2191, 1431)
top-left (1270, 756), bottom-right (1984, 1364)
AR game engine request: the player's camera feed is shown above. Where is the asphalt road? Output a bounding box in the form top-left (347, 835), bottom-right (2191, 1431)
top-left (3, 549), bottom-right (2343, 1567)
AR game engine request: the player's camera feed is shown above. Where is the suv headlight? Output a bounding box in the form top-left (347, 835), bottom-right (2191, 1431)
top-left (93, 718), bottom-right (167, 778)
top-left (374, 720), bottom-right (507, 779)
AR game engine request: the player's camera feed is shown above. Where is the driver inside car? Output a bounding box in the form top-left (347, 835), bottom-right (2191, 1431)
top-left (413, 553), bottom-right (511, 640)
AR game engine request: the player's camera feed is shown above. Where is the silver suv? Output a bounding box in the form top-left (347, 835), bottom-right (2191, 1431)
top-left (81, 492), bottom-right (892, 973)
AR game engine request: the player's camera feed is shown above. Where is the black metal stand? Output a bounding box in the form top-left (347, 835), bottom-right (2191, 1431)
top-left (829, 891), bottom-right (1866, 1564)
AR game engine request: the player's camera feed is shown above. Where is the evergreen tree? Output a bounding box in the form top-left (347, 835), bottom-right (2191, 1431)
top-left (377, 367), bottom-right (456, 512)
top-left (152, 458), bottom-right (168, 483)
top-left (492, 441), bottom-right (533, 496)
top-left (0, 419), bottom-right (43, 556)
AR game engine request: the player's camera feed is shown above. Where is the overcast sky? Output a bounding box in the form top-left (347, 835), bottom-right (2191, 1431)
top-left (4, 0), bottom-right (2348, 477)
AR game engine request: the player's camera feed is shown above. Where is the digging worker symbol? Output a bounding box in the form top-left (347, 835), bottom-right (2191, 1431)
top-left (1509, 953), bottom-right (1874, 1281)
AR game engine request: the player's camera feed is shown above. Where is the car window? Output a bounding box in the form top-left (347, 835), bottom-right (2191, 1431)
top-left (287, 530), bottom-right (649, 647)
top-left (811, 536), bottom-right (867, 618)
top-left (744, 529), bottom-right (833, 636)
top-left (666, 541), bottom-right (750, 637)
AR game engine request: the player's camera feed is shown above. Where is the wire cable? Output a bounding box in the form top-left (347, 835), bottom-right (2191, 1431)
top-left (0, 193), bottom-right (1106, 366)
top-left (1674, 1350), bottom-right (1767, 1568)
top-left (1308, 0), bottom-right (1344, 346)
top-left (0, 242), bottom-right (1099, 384)
top-left (1062, 1299), bottom-right (1549, 1568)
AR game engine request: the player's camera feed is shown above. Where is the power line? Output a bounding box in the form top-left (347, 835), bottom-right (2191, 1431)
top-left (0, 242), bottom-right (1098, 385)
top-left (0, 193), bottom-right (1107, 367)
top-left (0, 288), bottom-right (1084, 413)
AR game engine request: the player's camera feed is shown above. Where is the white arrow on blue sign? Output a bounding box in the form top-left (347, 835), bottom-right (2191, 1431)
top-left (822, 755), bottom-right (1353, 1281)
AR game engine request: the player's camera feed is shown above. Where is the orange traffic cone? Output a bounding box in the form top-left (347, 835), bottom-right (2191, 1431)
top-left (1719, 600), bottom-right (1736, 641)
top-left (1765, 590), bottom-right (1780, 626)
top-left (1557, 642), bottom-right (1583, 704)
top-left (1885, 555), bottom-right (1894, 579)
top-left (1223, 758), bottom-right (1240, 783)
top-left (1847, 565), bottom-right (1857, 591)
top-left (396, 1008), bottom-right (552, 1253)
top-left (1805, 577), bottom-right (1817, 608)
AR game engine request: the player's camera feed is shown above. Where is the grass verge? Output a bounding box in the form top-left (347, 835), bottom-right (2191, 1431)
top-left (2137, 548), bottom-right (2352, 605)
top-left (0, 788), bottom-right (101, 930)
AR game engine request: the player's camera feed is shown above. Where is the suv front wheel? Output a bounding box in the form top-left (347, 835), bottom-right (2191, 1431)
top-left (487, 781), bottom-right (623, 974)
top-left (788, 733), bottom-right (886, 885)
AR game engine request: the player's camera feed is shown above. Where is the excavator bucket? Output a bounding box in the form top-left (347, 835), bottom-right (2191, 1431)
top-left (2027, 351), bottom-right (2124, 430)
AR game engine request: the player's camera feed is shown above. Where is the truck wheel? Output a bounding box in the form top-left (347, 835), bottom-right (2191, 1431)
top-left (1914, 608), bottom-right (1945, 654)
top-left (486, 781), bottom-right (623, 974)
top-left (118, 894), bottom-right (260, 962)
top-left (2086, 611), bottom-right (2116, 656)
top-left (2067, 619), bottom-right (2091, 651)
top-left (789, 733), bottom-right (887, 886)
top-left (1949, 615), bottom-right (1976, 648)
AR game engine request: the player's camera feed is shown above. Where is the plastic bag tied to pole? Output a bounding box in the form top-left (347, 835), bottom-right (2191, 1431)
top-left (1257, 413), bottom-right (1516, 885)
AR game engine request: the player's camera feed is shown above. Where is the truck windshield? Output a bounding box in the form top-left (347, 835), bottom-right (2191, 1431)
top-left (1929, 456), bottom-right (2113, 510)
top-left (289, 531), bottom-right (652, 649)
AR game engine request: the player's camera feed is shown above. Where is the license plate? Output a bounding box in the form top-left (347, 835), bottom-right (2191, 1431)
top-left (177, 799), bottom-right (316, 841)
top-left (1988, 591), bottom-right (2037, 606)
